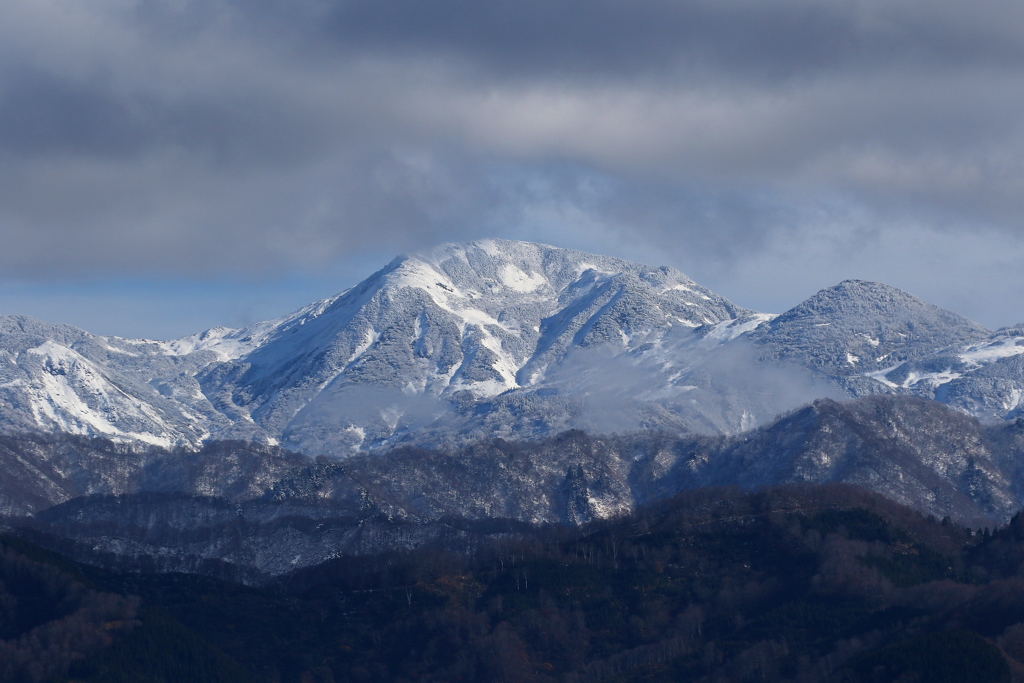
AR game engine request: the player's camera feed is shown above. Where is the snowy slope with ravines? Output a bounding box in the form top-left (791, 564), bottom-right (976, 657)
top-left (0, 240), bottom-right (749, 454)
top-left (1, 239), bottom-right (1023, 456)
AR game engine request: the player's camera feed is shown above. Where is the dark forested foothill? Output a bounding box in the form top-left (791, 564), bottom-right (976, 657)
top-left (0, 536), bottom-right (137, 682)
top-left (12, 483), bottom-right (1024, 682)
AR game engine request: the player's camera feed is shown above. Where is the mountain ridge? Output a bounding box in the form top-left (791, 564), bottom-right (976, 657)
top-left (6, 393), bottom-right (1024, 578)
top-left (0, 240), bottom-right (753, 454)
top-left (3, 239), bottom-right (1024, 457)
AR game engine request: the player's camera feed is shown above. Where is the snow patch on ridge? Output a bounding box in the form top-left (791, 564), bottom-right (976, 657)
top-left (499, 264), bottom-right (547, 293)
top-left (961, 336), bottom-right (1024, 367)
top-left (864, 365), bottom-right (902, 389)
top-left (664, 283), bottom-right (712, 301)
top-left (865, 363), bottom-right (962, 390)
top-left (903, 369), bottom-right (962, 388)
top-left (701, 313), bottom-right (776, 345)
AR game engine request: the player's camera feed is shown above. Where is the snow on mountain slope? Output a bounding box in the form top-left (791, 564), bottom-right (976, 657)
top-left (0, 241), bottom-right (752, 453)
top-left (0, 316), bottom-right (224, 447)
top-left (20, 341), bottom-right (178, 447)
top-left (198, 240), bottom-right (750, 453)
top-left (5, 242), bottom-right (1024, 456)
top-left (857, 325), bottom-right (1024, 421)
top-left (748, 279), bottom-right (990, 376)
top-left (731, 280), bottom-right (1024, 425)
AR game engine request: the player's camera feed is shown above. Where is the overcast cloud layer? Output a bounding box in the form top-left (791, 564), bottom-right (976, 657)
top-left (3, 0), bottom-right (1024, 336)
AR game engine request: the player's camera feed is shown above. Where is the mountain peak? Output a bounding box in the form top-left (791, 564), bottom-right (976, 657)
top-left (777, 279), bottom-right (986, 331)
top-left (183, 239), bottom-right (749, 454)
top-left (750, 279), bottom-right (989, 375)
top-left (392, 239), bottom-right (704, 299)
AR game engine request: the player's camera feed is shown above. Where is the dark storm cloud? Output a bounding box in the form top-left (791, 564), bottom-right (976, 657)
top-left (2, 0), bottom-right (1024, 310)
top-left (244, 0), bottom-right (1024, 80)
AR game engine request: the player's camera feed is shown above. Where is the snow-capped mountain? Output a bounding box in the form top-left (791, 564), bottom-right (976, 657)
top-left (198, 239), bottom-right (749, 453)
top-left (2, 239), bottom-right (1024, 456)
top-left (742, 279), bottom-right (1024, 422)
top-left (0, 241), bottom-right (752, 454)
top-left (749, 279), bottom-right (989, 377)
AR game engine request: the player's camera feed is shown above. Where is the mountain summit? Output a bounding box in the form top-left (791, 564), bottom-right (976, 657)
top-left (0, 241), bottom-right (749, 454)
top-left (751, 279), bottom-right (989, 373)
top-left (196, 240), bottom-right (750, 452)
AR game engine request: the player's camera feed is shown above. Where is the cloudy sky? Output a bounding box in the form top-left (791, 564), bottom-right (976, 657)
top-left (3, 0), bottom-right (1024, 338)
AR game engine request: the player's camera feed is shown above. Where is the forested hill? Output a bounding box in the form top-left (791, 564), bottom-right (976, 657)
top-left (9, 482), bottom-right (1024, 682)
top-left (10, 394), bottom-right (1024, 581)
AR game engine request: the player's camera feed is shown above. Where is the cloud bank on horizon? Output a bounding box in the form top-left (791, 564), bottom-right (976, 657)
top-left (3, 0), bottom-right (1024, 333)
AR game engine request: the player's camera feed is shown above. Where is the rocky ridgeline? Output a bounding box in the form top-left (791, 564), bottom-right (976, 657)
top-left (3, 240), bottom-right (1024, 459)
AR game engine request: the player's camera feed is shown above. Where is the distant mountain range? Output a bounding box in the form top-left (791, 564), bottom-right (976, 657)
top-left (2, 239), bottom-right (1022, 457)
top-left (8, 239), bottom-right (1024, 575)
top-left (8, 240), bottom-right (1024, 683)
